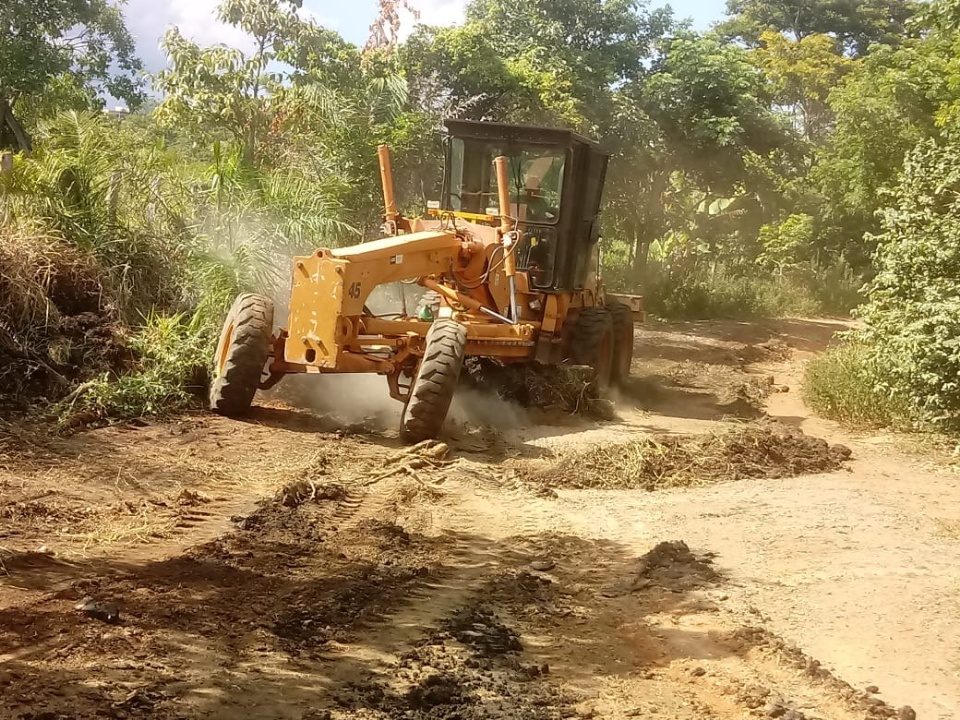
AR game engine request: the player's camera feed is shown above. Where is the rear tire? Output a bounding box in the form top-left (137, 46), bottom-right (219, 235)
top-left (400, 319), bottom-right (467, 444)
top-left (607, 302), bottom-right (635, 385)
top-left (209, 293), bottom-right (274, 417)
top-left (568, 307), bottom-right (614, 391)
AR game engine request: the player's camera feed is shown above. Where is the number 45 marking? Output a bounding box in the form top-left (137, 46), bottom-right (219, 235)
top-left (348, 282), bottom-right (362, 299)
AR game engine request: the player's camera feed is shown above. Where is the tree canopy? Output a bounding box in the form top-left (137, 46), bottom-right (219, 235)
top-left (0, 0), bottom-right (143, 107)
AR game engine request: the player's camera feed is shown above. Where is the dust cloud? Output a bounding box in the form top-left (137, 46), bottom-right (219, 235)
top-left (267, 373), bottom-right (531, 434)
top-left (449, 388), bottom-right (529, 430)
top-left (265, 373), bottom-right (401, 429)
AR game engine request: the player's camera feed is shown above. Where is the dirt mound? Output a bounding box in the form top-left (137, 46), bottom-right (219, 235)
top-left (635, 540), bottom-right (720, 592)
top-left (442, 605), bottom-right (524, 657)
top-left (520, 422), bottom-right (852, 490)
top-left (715, 378), bottom-right (772, 418)
top-left (328, 602), bottom-right (572, 720)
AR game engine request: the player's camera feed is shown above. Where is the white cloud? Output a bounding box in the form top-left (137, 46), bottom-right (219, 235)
top-left (399, 0), bottom-right (467, 39)
top-left (297, 5), bottom-right (340, 28)
top-left (124, 0), bottom-right (254, 70)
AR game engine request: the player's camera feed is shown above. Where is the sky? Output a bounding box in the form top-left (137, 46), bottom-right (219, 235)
top-left (120, 0), bottom-right (728, 99)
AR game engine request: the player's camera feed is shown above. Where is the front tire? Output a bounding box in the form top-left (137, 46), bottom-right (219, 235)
top-left (209, 293), bottom-right (274, 417)
top-left (400, 319), bottom-right (467, 444)
top-left (568, 307), bottom-right (615, 391)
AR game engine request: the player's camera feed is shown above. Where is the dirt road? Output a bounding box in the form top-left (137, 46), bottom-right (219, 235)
top-left (1, 318), bottom-right (957, 719)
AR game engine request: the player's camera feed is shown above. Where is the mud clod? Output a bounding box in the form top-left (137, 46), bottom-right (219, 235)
top-left (442, 606), bottom-right (524, 657)
top-left (406, 674), bottom-right (467, 709)
top-left (530, 558), bottom-right (556, 572)
top-left (75, 596), bottom-right (120, 624)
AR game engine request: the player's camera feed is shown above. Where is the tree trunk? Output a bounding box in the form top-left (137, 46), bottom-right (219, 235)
top-left (632, 234), bottom-right (650, 289)
top-left (0, 98), bottom-right (32, 153)
top-left (242, 128), bottom-right (256, 167)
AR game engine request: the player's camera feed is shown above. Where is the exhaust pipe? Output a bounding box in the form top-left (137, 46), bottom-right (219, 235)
top-left (494, 155), bottom-right (520, 323)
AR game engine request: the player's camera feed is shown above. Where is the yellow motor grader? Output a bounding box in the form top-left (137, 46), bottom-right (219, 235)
top-left (209, 119), bottom-right (643, 442)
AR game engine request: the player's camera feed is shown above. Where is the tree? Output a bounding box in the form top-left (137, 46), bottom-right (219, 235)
top-left (154, 0), bottom-right (317, 166)
top-left (278, 71), bottom-right (430, 232)
top-left (464, 0), bottom-right (673, 128)
top-left (810, 36), bottom-right (956, 266)
top-left (642, 34), bottom-right (796, 192)
top-left (857, 139), bottom-right (960, 428)
top-left (366, 0), bottom-right (420, 52)
top-left (721, 0), bottom-right (918, 56)
top-left (400, 24), bottom-right (568, 124)
top-left (0, 0), bottom-right (143, 108)
top-left (752, 31), bottom-right (855, 143)
top-left (604, 33), bottom-right (800, 285)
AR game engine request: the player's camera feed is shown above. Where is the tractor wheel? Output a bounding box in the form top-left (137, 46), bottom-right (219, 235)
top-left (607, 302), bottom-right (635, 385)
top-left (400, 319), bottom-right (468, 444)
top-left (568, 307), bottom-right (615, 391)
top-left (209, 293), bottom-right (274, 417)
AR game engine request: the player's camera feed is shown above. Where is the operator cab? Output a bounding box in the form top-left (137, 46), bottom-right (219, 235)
top-left (434, 119), bottom-right (609, 293)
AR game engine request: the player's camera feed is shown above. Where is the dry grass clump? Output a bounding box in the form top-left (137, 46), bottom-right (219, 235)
top-left (523, 423), bottom-right (852, 490)
top-left (0, 224), bottom-right (103, 336)
top-left (0, 224), bottom-right (129, 409)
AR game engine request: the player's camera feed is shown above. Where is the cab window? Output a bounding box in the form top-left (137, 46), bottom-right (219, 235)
top-left (446, 138), bottom-right (566, 225)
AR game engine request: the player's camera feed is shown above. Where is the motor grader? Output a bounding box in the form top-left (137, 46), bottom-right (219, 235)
top-left (209, 119), bottom-right (643, 442)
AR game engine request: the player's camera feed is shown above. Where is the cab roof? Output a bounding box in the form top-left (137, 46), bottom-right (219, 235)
top-left (442, 118), bottom-right (600, 150)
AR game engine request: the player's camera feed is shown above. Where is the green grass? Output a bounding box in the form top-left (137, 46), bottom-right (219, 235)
top-left (803, 341), bottom-right (909, 429)
top-left (63, 311), bottom-right (212, 424)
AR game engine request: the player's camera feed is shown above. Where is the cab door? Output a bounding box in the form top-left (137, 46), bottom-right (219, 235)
top-left (571, 149), bottom-right (609, 290)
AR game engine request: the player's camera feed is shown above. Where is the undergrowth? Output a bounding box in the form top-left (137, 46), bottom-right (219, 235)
top-left (639, 262), bottom-right (863, 320)
top-left (803, 340), bottom-right (910, 429)
top-left (63, 311), bottom-right (211, 424)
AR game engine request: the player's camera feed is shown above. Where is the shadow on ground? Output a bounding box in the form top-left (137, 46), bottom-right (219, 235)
top-left (0, 488), bottom-right (731, 720)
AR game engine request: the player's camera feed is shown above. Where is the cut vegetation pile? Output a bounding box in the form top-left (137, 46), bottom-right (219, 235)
top-left (463, 359), bottom-right (615, 419)
top-left (0, 228), bottom-right (130, 410)
top-left (521, 422), bottom-right (852, 490)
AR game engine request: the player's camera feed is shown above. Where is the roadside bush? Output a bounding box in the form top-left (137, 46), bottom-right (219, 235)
top-left (803, 259), bottom-right (866, 316)
top-left (803, 340), bottom-right (909, 428)
top-left (0, 112), bottom-right (353, 421)
top-left (638, 258), bottom-right (864, 320)
top-left (856, 139), bottom-right (960, 430)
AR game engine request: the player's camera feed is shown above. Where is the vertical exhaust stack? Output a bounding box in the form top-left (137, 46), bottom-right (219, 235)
top-left (494, 156), bottom-right (520, 323)
top-left (378, 144), bottom-right (398, 233)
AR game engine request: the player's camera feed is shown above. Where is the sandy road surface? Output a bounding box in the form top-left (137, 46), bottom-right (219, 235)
top-left (0, 318), bottom-right (956, 719)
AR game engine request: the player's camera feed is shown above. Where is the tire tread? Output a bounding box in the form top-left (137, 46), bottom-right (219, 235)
top-left (209, 293), bottom-right (274, 417)
top-left (400, 319), bottom-right (467, 443)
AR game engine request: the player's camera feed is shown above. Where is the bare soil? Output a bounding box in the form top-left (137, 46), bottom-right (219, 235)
top-left (1, 317), bottom-right (956, 719)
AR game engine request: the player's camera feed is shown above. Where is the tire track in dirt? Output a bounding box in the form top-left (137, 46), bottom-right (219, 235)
top-left (0, 318), bottom-right (938, 719)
